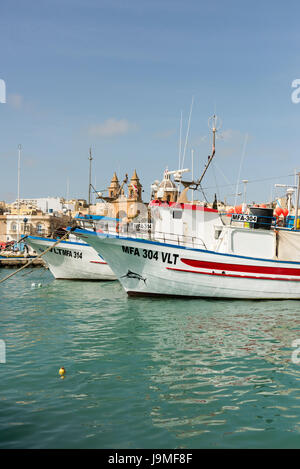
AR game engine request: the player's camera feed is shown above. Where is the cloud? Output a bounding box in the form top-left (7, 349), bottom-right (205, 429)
top-left (154, 129), bottom-right (176, 139)
top-left (218, 129), bottom-right (251, 143)
top-left (8, 94), bottom-right (23, 109)
top-left (24, 157), bottom-right (37, 168)
top-left (191, 135), bottom-right (207, 146)
top-left (88, 118), bottom-right (137, 137)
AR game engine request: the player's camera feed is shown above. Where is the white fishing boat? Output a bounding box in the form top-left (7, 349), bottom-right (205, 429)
top-left (25, 215), bottom-right (117, 281)
top-left (74, 116), bottom-right (300, 299)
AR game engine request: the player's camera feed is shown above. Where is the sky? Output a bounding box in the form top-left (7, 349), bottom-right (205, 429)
top-left (1, 0), bottom-right (300, 206)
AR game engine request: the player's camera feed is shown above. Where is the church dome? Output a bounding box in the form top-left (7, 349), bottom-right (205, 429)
top-left (158, 175), bottom-right (178, 191)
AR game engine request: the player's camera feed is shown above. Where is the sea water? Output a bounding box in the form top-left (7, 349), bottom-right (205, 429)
top-left (0, 268), bottom-right (300, 449)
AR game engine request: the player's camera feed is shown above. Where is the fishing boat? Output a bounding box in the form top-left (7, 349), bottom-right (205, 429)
top-left (25, 215), bottom-right (117, 281)
top-left (74, 116), bottom-right (300, 299)
top-left (24, 150), bottom-right (122, 281)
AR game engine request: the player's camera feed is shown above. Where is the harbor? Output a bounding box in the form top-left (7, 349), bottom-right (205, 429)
top-left (1, 131), bottom-right (300, 452)
top-left (0, 256), bottom-right (45, 267)
top-left (1, 267), bottom-right (300, 450)
top-left (2, 0), bottom-right (300, 455)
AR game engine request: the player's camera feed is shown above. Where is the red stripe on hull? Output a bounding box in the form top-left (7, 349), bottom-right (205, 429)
top-left (149, 200), bottom-right (218, 212)
top-left (89, 260), bottom-right (107, 265)
top-left (167, 267), bottom-right (300, 281)
top-left (180, 258), bottom-right (300, 276)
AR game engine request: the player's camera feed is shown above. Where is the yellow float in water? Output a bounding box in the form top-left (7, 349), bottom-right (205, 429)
top-left (59, 367), bottom-right (66, 376)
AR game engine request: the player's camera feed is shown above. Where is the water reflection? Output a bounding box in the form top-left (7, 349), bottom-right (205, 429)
top-left (128, 299), bottom-right (300, 445)
top-left (1, 269), bottom-right (300, 448)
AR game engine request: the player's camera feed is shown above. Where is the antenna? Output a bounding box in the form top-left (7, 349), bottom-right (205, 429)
top-left (181, 96), bottom-right (194, 169)
top-left (178, 110), bottom-right (183, 169)
top-left (66, 177), bottom-right (70, 202)
top-left (234, 133), bottom-right (248, 207)
top-left (196, 114), bottom-right (222, 187)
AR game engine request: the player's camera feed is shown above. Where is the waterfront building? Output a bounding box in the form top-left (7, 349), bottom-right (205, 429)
top-left (0, 211), bottom-right (70, 243)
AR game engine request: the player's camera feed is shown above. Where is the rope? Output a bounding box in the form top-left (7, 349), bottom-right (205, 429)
top-left (0, 231), bottom-right (71, 285)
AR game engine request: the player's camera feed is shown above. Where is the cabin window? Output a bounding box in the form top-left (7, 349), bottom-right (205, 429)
top-left (172, 210), bottom-right (182, 219)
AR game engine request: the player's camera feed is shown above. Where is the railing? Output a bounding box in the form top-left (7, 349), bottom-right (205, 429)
top-left (79, 219), bottom-right (208, 250)
top-left (78, 211), bottom-right (298, 252)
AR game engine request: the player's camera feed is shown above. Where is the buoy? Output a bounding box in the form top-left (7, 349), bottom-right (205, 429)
top-left (282, 208), bottom-right (289, 217)
top-left (59, 367), bottom-right (66, 376)
top-left (275, 207), bottom-right (283, 217)
top-left (234, 205), bottom-right (243, 214)
top-left (226, 207), bottom-right (234, 217)
top-left (31, 283), bottom-right (36, 288)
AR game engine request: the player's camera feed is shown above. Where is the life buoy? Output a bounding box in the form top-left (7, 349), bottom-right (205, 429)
top-left (116, 222), bottom-right (120, 233)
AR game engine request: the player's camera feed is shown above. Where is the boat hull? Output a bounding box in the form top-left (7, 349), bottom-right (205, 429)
top-left (76, 231), bottom-right (300, 299)
top-left (26, 236), bottom-right (116, 280)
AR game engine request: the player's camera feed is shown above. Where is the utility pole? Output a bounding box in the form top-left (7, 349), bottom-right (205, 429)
top-left (88, 148), bottom-right (93, 215)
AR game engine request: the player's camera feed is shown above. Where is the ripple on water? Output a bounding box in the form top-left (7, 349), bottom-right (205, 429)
top-left (1, 270), bottom-right (300, 448)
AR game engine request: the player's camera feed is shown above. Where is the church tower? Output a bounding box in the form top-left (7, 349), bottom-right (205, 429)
top-left (128, 169), bottom-right (142, 201)
top-left (108, 172), bottom-right (120, 199)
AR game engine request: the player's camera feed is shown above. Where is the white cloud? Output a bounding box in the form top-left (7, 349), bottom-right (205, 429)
top-left (191, 135), bottom-right (207, 146)
top-left (8, 94), bottom-right (23, 109)
top-left (218, 129), bottom-right (250, 142)
top-left (88, 118), bottom-right (137, 137)
top-left (154, 129), bottom-right (175, 139)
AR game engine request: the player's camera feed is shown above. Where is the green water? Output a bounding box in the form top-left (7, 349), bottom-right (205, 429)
top-left (1, 268), bottom-right (300, 449)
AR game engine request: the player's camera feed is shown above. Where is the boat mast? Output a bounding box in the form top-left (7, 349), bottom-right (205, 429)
top-left (196, 114), bottom-right (219, 187)
top-left (88, 147), bottom-right (93, 215)
top-left (177, 114), bottom-right (221, 201)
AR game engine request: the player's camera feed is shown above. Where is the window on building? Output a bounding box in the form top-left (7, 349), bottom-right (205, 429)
top-left (36, 223), bottom-right (43, 234)
top-left (11, 223), bottom-right (17, 232)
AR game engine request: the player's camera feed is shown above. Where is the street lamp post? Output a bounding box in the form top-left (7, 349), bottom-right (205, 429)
top-left (242, 180), bottom-right (248, 205)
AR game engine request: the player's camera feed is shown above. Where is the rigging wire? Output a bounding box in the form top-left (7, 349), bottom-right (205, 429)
top-left (211, 162), bottom-right (220, 202)
top-left (234, 133), bottom-right (248, 206)
top-left (181, 96), bottom-right (194, 169)
top-left (200, 172), bottom-right (296, 192)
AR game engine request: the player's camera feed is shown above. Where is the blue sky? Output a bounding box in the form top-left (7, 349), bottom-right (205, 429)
top-left (1, 0), bottom-right (300, 205)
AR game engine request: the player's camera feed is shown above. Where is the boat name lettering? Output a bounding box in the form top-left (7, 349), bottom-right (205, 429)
top-left (133, 222), bottom-right (153, 231)
top-left (121, 245), bottom-right (179, 264)
top-left (231, 214), bottom-right (257, 222)
top-left (50, 247), bottom-right (83, 259)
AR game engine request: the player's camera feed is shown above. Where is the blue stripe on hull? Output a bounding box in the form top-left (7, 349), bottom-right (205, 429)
top-left (74, 229), bottom-right (300, 266)
top-left (27, 235), bottom-right (88, 247)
